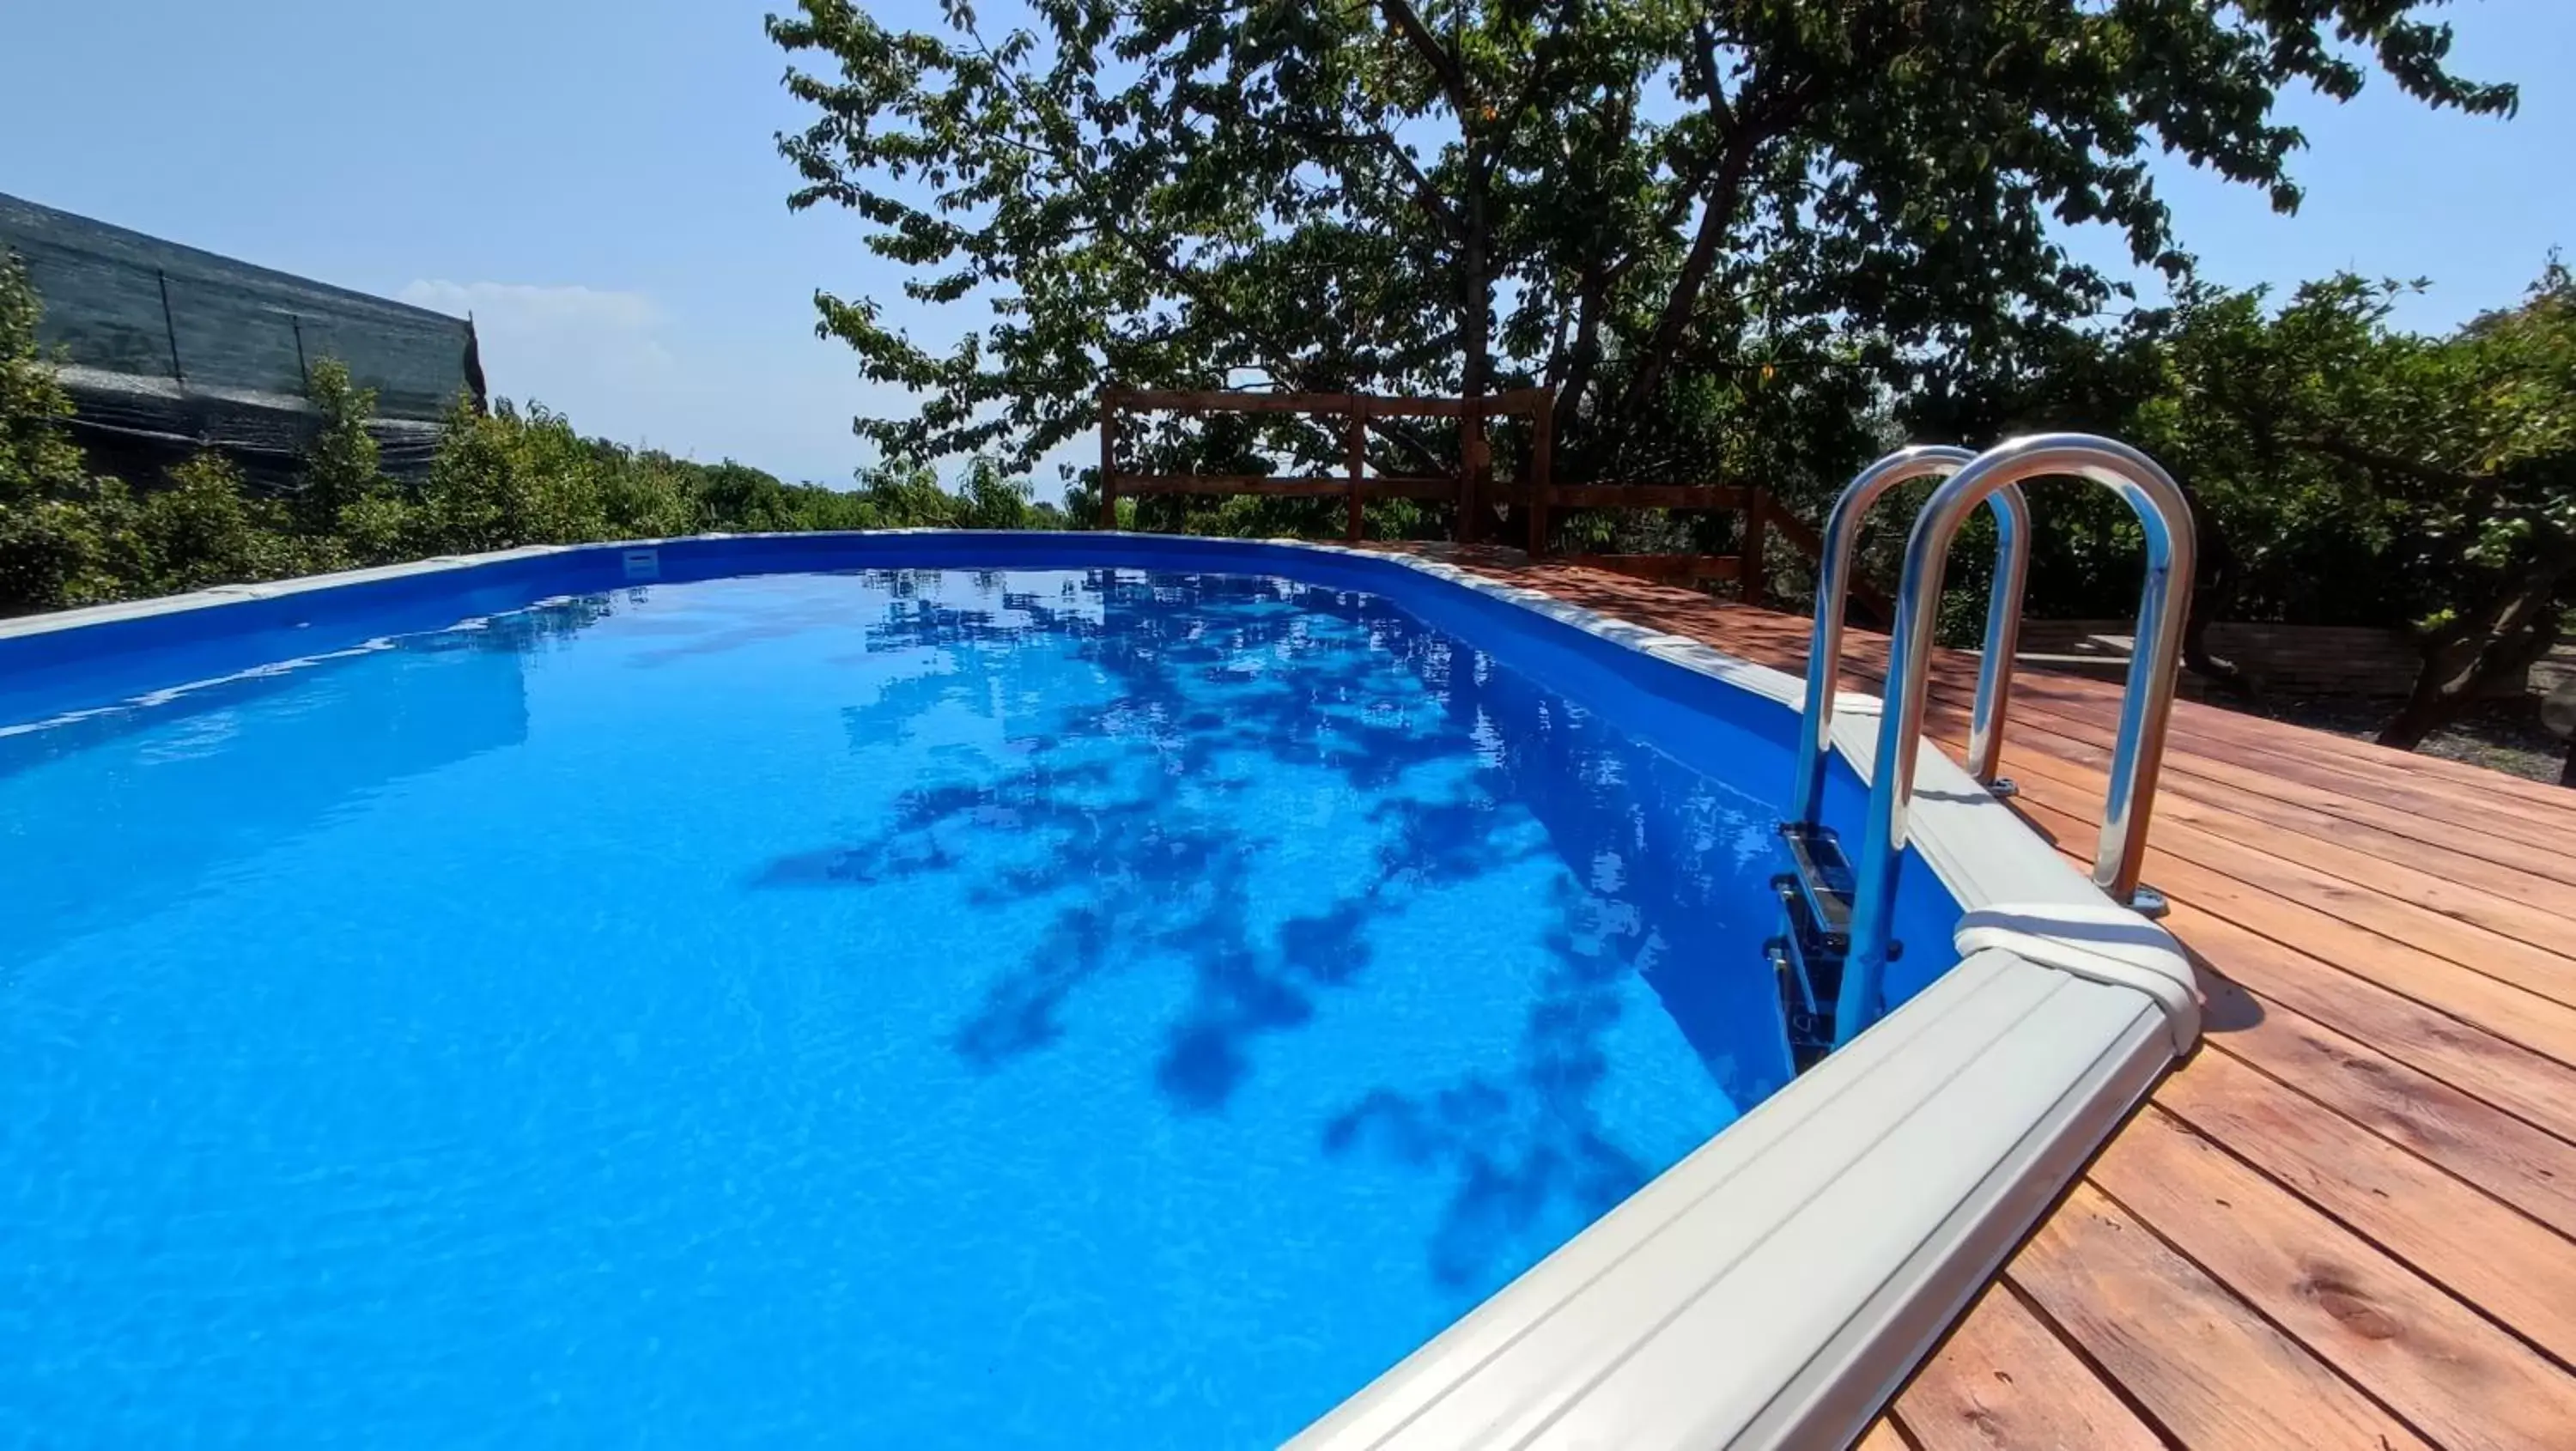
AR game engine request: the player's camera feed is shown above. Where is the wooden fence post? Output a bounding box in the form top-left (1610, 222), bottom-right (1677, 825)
top-left (1097, 388), bottom-right (1121, 531)
top-left (1344, 403), bottom-right (1368, 543)
top-left (1526, 393), bottom-right (1553, 559)
top-left (1741, 486), bottom-right (1769, 606)
top-left (1458, 398), bottom-right (1488, 544)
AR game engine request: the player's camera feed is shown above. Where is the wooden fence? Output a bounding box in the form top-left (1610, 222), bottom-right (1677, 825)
top-left (1096, 384), bottom-right (1826, 604)
top-left (1097, 386), bottom-right (1546, 545)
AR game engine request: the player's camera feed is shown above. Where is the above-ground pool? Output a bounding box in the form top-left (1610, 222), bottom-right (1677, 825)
top-left (1, 535), bottom-right (2176, 1449)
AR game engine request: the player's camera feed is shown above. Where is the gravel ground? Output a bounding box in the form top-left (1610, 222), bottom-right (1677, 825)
top-left (2227, 694), bottom-right (2573, 788)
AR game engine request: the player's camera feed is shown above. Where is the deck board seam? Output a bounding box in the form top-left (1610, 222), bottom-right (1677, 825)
top-left (1932, 706), bottom-right (2576, 874)
top-left (2001, 793), bottom-right (2576, 1076)
top-left (2196, 976), bottom-right (2576, 1154)
top-left (1944, 732), bottom-right (2576, 973)
top-left (2147, 1082), bottom-right (2576, 1381)
top-left (1878, 671), bottom-right (2576, 839)
top-left (2079, 1159), bottom-right (2458, 1451)
top-left (1984, 1266), bottom-right (2191, 1450)
top-left (1924, 708), bottom-right (2576, 895)
top-left (1967, 741), bottom-right (2576, 918)
top-left (2198, 1035), bottom-right (2576, 1242)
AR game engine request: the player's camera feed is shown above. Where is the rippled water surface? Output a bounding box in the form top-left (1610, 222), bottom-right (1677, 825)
top-left (1, 568), bottom-right (1807, 1447)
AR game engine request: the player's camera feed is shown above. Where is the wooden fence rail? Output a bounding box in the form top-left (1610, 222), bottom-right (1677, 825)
top-left (1097, 386), bottom-right (1546, 543)
top-left (1096, 382), bottom-right (1839, 607)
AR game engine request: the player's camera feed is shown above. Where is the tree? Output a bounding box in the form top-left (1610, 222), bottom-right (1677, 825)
top-left (769, 0), bottom-right (2512, 503)
top-left (696, 459), bottom-right (804, 532)
top-left (138, 452), bottom-right (319, 593)
top-left (2198, 268), bottom-right (2576, 748)
top-left (599, 450), bottom-right (703, 539)
top-left (294, 358), bottom-right (391, 541)
top-left (958, 457), bottom-right (1042, 530)
top-left (1941, 267), bottom-right (2576, 750)
top-left (0, 252), bottom-right (145, 612)
top-left (415, 398), bottom-right (610, 552)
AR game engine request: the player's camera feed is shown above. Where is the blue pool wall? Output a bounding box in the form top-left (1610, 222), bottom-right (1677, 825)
top-left (0, 531), bottom-right (1968, 1009)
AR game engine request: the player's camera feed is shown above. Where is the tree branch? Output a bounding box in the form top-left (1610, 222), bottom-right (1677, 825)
top-left (1376, 0), bottom-right (1472, 115)
top-left (2297, 432), bottom-right (2486, 494)
top-left (2296, 431), bottom-right (2573, 542)
top-left (1497, 0), bottom-right (1583, 131)
top-left (1610, 62), bottom-right (1820, 421)
top-left (1267, 112), bottom-right (1464, 241)
top-left (1612, 130), bottom-right (1764, 418)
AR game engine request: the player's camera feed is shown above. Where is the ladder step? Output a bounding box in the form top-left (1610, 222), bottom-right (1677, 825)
top-left (1776, 822), bottom-right (1855, 946)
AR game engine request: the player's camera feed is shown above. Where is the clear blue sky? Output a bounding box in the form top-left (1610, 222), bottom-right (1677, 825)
top-left (3, 1), bottom-right (2569, 494)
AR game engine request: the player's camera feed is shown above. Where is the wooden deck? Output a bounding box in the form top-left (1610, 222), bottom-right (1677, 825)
top-left (1389, 547), bottom-right (2576, 1451)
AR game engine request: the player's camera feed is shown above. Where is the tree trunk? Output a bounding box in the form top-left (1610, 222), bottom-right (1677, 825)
top-left (1457, 151), bottom-right (1492, 543)
top-left (1614, 136), bottom-right (1757, 425)
top-left (2172, 472), bottom-right (2258, 702)
top-left (2377, 554), bottom-right (2571, 750)
top-left (2560, 731), bottom-right (2576, 789)
top-left (1552, 270), bottom-right (1604, 455)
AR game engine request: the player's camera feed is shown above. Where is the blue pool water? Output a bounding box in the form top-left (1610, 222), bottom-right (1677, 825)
top-left (0, 557), bottom-right (1957, 1447)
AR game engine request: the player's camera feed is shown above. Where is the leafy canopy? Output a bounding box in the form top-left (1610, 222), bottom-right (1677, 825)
top-left (2154, 265), bottom-right (2576, 741)
top-left (769, 0), bottom-right (2512, 486)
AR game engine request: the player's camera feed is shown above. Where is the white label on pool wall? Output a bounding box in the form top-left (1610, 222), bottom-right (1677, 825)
top-left (623, 549), bottom-right (660, 581)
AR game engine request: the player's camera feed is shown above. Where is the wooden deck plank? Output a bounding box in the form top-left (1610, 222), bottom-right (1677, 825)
top-left (1726, 591), bottom-right (2553, 818)
top-left (1998, 671), bottom-right (2576, 822)
top-left (2092, 1106), bottom-right (2576, 1451)
top-left (2151, 1049), bottom-right (2576, 1368)
top-left (2006, 1182), bottom-right (2433, 1451)
top-left (2020, 747), bottom-right (2576, 922)
top-left (1976, 692), bottom-right (2576, 859)
top-left (1840, 623), bottom-right (2576, 829)
top-left (1978, 734), bottom-right (2576, 946)
top-left (2163, 908), bottom-right (2576, 1148)
top-left (1944, 717), bottom-right (2576, 929)
top-left (2137, 706), bottom-right (2576, 827)
top-left (1893, 671), bottom-right (2576, 883)
top-left (1378, 549), bottom-right (2576, 1449)
top-left (1852, 1419), bottom-right (1917, 1451)
top-left (1995, 766), bottom-right (2576, 1005)
top-left (2012, 794), bottom-right (2576, 1071)
top-left (2196, 979), bottom-right (2576, 1238)
top-left (1893, 1282), bottom-right (2167, 1451)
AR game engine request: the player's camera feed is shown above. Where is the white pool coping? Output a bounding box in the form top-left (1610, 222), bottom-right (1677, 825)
top-left (3, 532), bottom-right (2198, 1451)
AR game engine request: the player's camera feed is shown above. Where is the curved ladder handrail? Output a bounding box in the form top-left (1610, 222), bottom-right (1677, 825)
top-left (1789, 446), bottom-right (2033, 827)
top-left (1836, 434), bottom-right (2196, 1046)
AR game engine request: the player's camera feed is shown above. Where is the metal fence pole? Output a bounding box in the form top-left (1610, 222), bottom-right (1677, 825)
top-left (155, 269), bottom-right (184, 385)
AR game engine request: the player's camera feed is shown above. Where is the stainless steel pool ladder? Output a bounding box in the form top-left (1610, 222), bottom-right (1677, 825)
top-left (1768, 446), bottom-right (2030, 1062)
top-left (1777, 434), bottom-right (2197, 1053)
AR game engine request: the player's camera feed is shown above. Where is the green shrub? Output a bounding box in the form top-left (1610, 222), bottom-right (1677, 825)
top-left (294, 360), bottom-right (392, 537)
top-left (137, 452), bottom-right (310, 592)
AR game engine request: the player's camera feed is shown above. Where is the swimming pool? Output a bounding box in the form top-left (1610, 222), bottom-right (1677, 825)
top-left (0, 533), bottom-right (2194, 1448)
